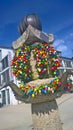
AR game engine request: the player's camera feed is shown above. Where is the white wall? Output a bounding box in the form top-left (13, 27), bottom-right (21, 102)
top-left (0, 47), bottom-right (20, 105)
top-left (8, 87), bottom-right (19, 105)
top-left (0, 48), bottom-right (14, 59)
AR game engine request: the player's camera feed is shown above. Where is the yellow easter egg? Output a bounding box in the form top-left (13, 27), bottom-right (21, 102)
top-left (39, 90), bottom-right (41, 93)
top-left (37, 68), bottom-right (41, 72)
top-left (32, 94), bottom-right (35, 98)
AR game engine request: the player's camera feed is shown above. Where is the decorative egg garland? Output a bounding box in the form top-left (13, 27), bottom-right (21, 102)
top-left (11, 45), bottom-right (32, 83)
top-left (11, 42), bottom-right (62, 97)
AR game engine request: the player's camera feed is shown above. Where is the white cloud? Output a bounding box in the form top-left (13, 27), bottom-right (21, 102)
top-left (53, 39), bottom-right (64, 47)
top-left (57, 45), bottom-right (68, 52)
top-left (70, 33), bottom-right (73, 36)
top-left (53, 39), bottom-right (68, 53)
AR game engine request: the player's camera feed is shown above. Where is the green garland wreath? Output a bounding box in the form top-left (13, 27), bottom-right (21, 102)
top-left (11, 42), bottom-right (62, 97)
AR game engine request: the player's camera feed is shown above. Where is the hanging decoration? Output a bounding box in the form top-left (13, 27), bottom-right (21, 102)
top-left (11, 42), bottom-right (61, 97)
top-left (64, 79), bottom-right (72, 92)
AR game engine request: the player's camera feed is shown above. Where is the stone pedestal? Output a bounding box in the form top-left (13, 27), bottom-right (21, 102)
top-left (31, 100), bottom-right (62, 130)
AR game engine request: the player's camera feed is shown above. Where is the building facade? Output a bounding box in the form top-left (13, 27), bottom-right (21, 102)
top-left (59, 56), bottom-right (73, 81)
top-left (0, 47), bottom-right (19, 106)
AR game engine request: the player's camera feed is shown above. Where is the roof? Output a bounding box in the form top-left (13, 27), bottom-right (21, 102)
top-left (60, 56), bottom-right (73, 60)
top-left (12, 25), bottom-right (54, 49)
top-left (0, 46), bottom-right (13, 50)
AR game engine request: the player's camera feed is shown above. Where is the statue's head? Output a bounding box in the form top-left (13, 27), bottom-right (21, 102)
top-left (18, 13), bottom-right (42, 35)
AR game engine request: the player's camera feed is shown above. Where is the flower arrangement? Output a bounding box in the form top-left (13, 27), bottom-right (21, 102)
top-left (11, 42), bottom-right (61, 97)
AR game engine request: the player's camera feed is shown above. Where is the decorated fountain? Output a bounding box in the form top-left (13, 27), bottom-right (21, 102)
top-left (3, 14), bottom-right (73, 130)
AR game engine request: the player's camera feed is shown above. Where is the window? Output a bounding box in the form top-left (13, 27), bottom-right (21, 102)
top-left (0, 74), bottom-right (1, 85)
top-left (6, 89), bottom-right (10, 104)
top-left (2, 90), bottom-right (6, 105)
top-left (65, 60), bottom-right (71, 67)
top-left (63, 59), bottom-right (71, 67)
top-left (1, 55), bottom-right (9, 70)
top-left (0, 94), bottom-right (1, 98)
top-left (2, 69), bottom-right (10, 83)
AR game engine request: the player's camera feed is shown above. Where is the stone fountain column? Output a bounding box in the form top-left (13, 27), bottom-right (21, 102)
top-left (29, 47), bottom-right (62, 130)
top-left (32, 100), bottom-right (62, 130)
top-left (12, 25), bottom-right (63, 130)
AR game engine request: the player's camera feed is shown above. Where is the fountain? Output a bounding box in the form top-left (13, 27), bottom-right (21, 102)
top-left (2, 14), bottom-right (73, 130)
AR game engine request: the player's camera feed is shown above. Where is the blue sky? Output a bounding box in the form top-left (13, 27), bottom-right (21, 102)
top-left (0, 0), bottom-right (73, 57)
